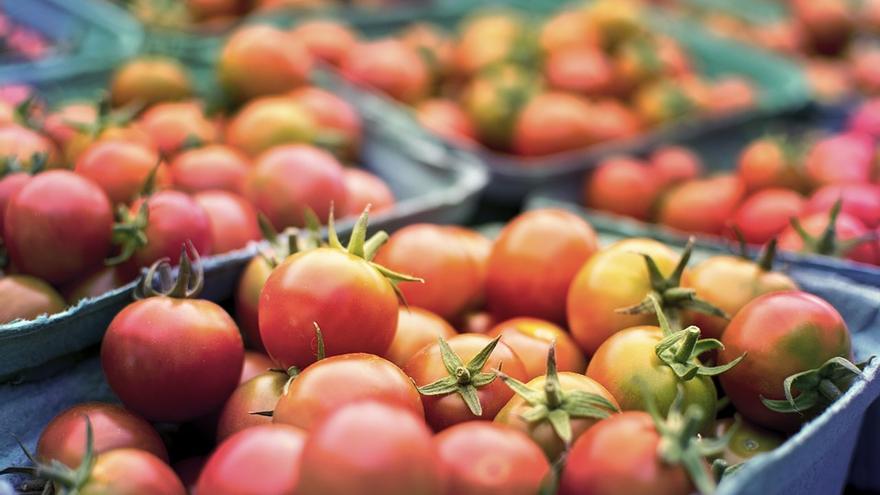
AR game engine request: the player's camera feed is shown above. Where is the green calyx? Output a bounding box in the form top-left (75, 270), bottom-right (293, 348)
top-left (762, 356), bottom-right (872, 414)
top-left (417, 336), bottom-right (501, 416)
top-left (650, 295), bottom-right (745, 380)
top-left (256, 211), bottom-right (322, 269)
top-left (616, 237), bottom-right (729, 331)
top-left (789, 199), bottom-right (876, 258)
top-left (0, 152), bottom-right (48, 177)
top-left (253, 322), bottom-right (327, 418)
top-left (134, 242), bottom-right (204, 299)
top-left (499, 345), bottom-right (618, 446)
top-left (730, 228), bottom-right (780, 273)
top-left (67, 92), bottom-right (142, 139)
top-left (107, 202), bottom-right (149, 266)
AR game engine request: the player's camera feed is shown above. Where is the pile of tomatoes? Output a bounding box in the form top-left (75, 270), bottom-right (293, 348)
top-left (6, 207), bottom-right (867, 495)
top-left (583, 97), bottom-right (880, 266)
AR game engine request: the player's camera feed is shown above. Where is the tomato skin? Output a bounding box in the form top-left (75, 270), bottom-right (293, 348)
top-left (193, 191), bottom-right (260, 254)
top-left (848, 98), bottom-right (880, 139)
top-left (374, 224), bottom-right (484, 320)
top-left (540, 9), bottom-right (600, 54)
top-left (713, 417), bottom-right (784, 466)
top-left (648, 146), bottom-right (703, 189)
top-left (404, 333), bottom-right (528, 430)
top-left (225, 96), bottom-right (316, 157)
top-left (487, 209), bottom-right (598, 324)
top-left (657, 174), bottom-right (746, 235)
top-left (219, 25), bottom-right (312, 100)
top-left (585, 156), bottom-right (660, 221)
top-left (4, 170), bottom-right (113, 286)
top-left (567, 239), bottom-right (681, 356)
top-left (62, 267), bottom-right (128, 304)
top-left (805, 183), bottom-right (880, 229)
top-left (289, 86), bottom-right (362, 159)
top-left (342, 168), bottom-right (395, 218)
top-left (558, 411), bottom-right (693, 495)
top-left (259, 248), bottom-right (398, 368)
top-left (235, 256), bottom-right (273, 351)
top-left (75, 140), bottom-right (170, 206)
top-left (461, 65), bottom-right (537, 151)
top-left (0, 123), bottom-right (60, 170)
top-left (512, 92), bottom-right (597, 156)
top-left (415, 99), bottom-right (478, 145)
top-left (110, 57), bottom-right (192, 108)
top-left (545, 46), bottom-right (613, 97)
top-left (290, 20), bottom-right (358, 66)
top-left (778, 211), bottom-right (878, 264)
top-left (297, 401), bottom-right (443, 495)
top-left (729, 188), bottom-right (805, 245)
top-left (453, 13), bottom-right (525, 77)
top-left (719, 291), bottom-right (853, 432)
top-left (736, 138), bottom-right (804, 193)
top-left (244, 144), bottom-right (346, 229)
top-left (791, 0), bottom-right (854, 56)
top-left (37, 402), bottom-right (167, 468)
top-left (216, 371), bottom-right (285, 441)
top-left (0, 275), bottom-right (66, 324)
top-left (138, 101), bottom-right (218, 156)
top-left (706, 77), bottom-right (756, 114)
top-left (0, 172), bottom-right (29, 233)
top-left (804, 133), bottom-right (876, 187)
top-left (340, 39), bottom-right (430, 104)
top-left (82, 449), bottom-right (186, 495)
top-left (171, 144), bottom-right (250, 195)
top-left (274, 353), bottom-right (422, 430)
top-left (101, 297), bottom-right (244, 422)
top-left (434, 421), bottom-right (550, 495)
top-left (495, 372), bottom-right (618, 460)
top-left (487, 317), bottom-right (586, 378)
top-left (240, 351), bottom-right (274, 383)
top-left (384, 307), bottom-right (458, 368)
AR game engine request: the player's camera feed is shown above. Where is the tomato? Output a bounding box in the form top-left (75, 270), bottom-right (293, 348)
top-left (729, 188), bottom-right (806, 245)
top-left (804, 133), bottom-right (876, 187)
top-left (64, 122), bottom-right (156, 166)
top-left (37, 402), bottom-right (167, 468)
top-left (687, 254), bottom-right (798, 340)
top-left (62, 267), bottom-right (128, 304)
top-left (384, 307), bottom-right (458, 367)
top-left (219, 25), bottom-right (312, 100)
top-left (110, 57), bottom-right (192, 108)
top-left (42, 102), bottom-right (97, 149)
top-left (193, 191), bottom-right (260, 254)
top-left (633, 79), bottom-right (696, 126)
top-left (736, 137), bottom-right (806, 193)
top-left (69, 448), bottom-right (186, 494)
top-left (778, 209), bottom-right (879, 264)
top-left (579, 98), bottom-right (642, 143)
top-left (404, 333), bottom-right (528, 430)
top-left (4, 170), bottom-right (112, 285)
top-left (487, 317), bottom-right (586, 378)
top-left (648, 145), bottom-right (703, 189)
top-left (217, 369), bottom-right (288, 441)
top-left (461, 65), bottom-right (538, 150)
top-left (566, 238), bottom-right (680, 356)
top-left (340, 39), bottom-right (430, 104)
top-left (487, 209), bottom-right (598, 324)
top-left (224, 96), bottom-right (316, 157)
top-left (434, 421), bottom-right (550, 495)
top-left (791, 0), bottom-right (854, 56)
top-left (612, 38), bottom-right (665, 95)
top-left (657, 174), bottom-right (745, 235)
top-left (400, 23), bottom-right (454, 80)
top-left (539, 9), bottom-right (600, 54)
top-left (290, 19), bottom-right (357, 66)
top-left (448, 226), bottom-right (492, 292)
top-left (754, 19), bottom-right (803, 55)
top-left (342, 168), bottom-right (395, 218)
top-left (805, 183), bottom-right (880, 228)
top-left (545, 45), bottom-right (613, 97)
top-left (196, 424), bottom-right (305, 495)
top-left (804, 59), bottom-right (852, 103)
top-left (274, 353), bottom-right (423, 430)
top-left (240, 351), bottom-right (274, 383)
top-left (706, 77), bottom-right (757, 114)
top-left (415, 98), bottom-right (478, 145)
top-left (848, 98), bottom-right (880, 139)
top-left (374, 224), bottom-right (484, 320)
top-left (170, 144), bottom-right (250, 195)
top-left (101, 253), bottom-right (244, 422)
top-left (453, 12), bottom-right (529, 78)
top-left (585, 156), bottom-right (660, 220)
top-left (0, 275), bottom-right (64, 324)
top-left (0, 171), bottom-right (30, 233)
top-left (75, 139), bottom-right (170, 205)
top-left (244, 144), bottom-right (346, 229)
top-left (289, 86), bottom-right (362, 160)
top-left (235, 256), bottom-right (273, 351)
top-left (137, 101), bottom-right (218, 157)
top-left (713, 417), bottom-right (784, 466)
top-left (0, 123), bottom-right (59, 170)
top-left (719, 291), bottom-right (855, 432)
top-left (512, 92), bottom-right (598, 156)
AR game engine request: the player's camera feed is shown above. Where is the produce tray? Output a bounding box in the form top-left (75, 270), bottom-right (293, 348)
top-left (0, 0), bottom-right (143, 94)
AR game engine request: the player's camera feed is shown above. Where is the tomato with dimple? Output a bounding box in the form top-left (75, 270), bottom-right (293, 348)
top-left (137, 101), bottom-right (218, 156)
top-left (0, 275), bottom-right (66, 324)
top-left (170, 144), bottom-right (250, 195)
top-left (713, 418), bottom-right (784, 466)
top-left (729, 188), bottom-right (805, 245)
top-left (657, 174), bottom-right (745, 235)
top-left (585, 156), bottom-right (660, 221)
top-left (75, 140), bottom-right (170, 205)
top-left (487, 317), bottom-right (586, 378)
top-left (219, 25), bottom-right (312, 100)
top-left (384, 307), bottom-right (458, 368)
top-left (342, 168), bottom-right (395, 218)
top-left (216, 370), bottom-right (287, 440)
top-left (194, 191), bottom-right (260, 254)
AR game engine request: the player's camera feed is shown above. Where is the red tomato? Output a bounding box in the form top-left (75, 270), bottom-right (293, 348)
top-left (37, 402), bottom-right (167, 468)
top-left (847, 98), bottom-right (880, 139)
top-left (403, 333), bottom-right (528, 430)
top-left (193, 191), bottom-right (260, 254)
top-left (0, 171), bottom-right (29, 233)
top-left (342, 168), bottom-right (395, 218)
top-left (340, 39), bottom-right (430, 104)
top-left (289, 20), bottom-right (357, 66)
top-left (384, 307), bottom-right (458, 368)
top-left (540, 9), bottom-right (600, 54)
top-left (706, 77), bottom-right (757, 114)
top-left (579, 98), bottom-right (642, 144)
top-left (434, 422), bottom-right (550, 495)
top-left (545, 45), bottom-right (613, 97)
top-left (244, 144), bottom-right (346, 229)
top-left (719, 291), bottom-right (853, 432)
top-left (0, 275), bottom-right (66, 324)
top-left (224, 96), bottom-right (316, 157)
top-left (110, 57), bottom-right (192, 107)
top-left (778, 210), bottom-right (879, 264)
top-left (374, 224), bottom-right (485, 320)
top-left (235, 256), bottom-right (273, 351)
top-left (42, 102), bottom-right (97, 149)
top-left (512, 92), bottom-right (597, 156)
top-left (0, 123), bottom-right (60, 170)
top-left (452, 13), bottom-right (526, 78)
top-left (170, 144), bottom-right (250, 195)
top-left (62, 267), bottom-right (128, 304)
top-left (4, 170), bottom-right (112, 285)
top-left (585, 156), bottom-right (660, 221)
top-left (415, 98), bottom-right (478, 145)
top-left (240, 351), bottom-right (274, 383)
top-left (804, 133), bottom-right (876, 187)
top-left (648, 145), bottom-right (703, 189)
top-left (274, 353), bottom-right (422, 430)
top-left (487, 317), bottom-right (586, 378)
top-left (75, 140), bottom-right (170, 205)
top-left (729, 188), bottom-right (806, 245)
top-left (219, 25), bottom-right (312, 100)
top-left (75, 448), bottom-right (186, 494)
top-left (657, 174), bottom-right (746, 235)
top-left (736, 137), bottom-right (805, 193)
top-left (297, 401), bottom-right (443, 495)
top-left (400, 23), bottom-right (454, 78)
top-left (289, 86), bottom-right (362, 159)
top-left (487, 209), bottom-right (598, 324)
top-left (137, 101), bottom-right (218, 156)
top-left (197, 424), bottom-right (305, 495)
top-left (217, 370), bottom-right (287, 441)
top-left (805, 183), bottom-right (880, 229)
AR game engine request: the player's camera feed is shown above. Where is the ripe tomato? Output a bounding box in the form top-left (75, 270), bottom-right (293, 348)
top-left (539, 9), bottom-right (599, 54)
top-left (434, 421), bottom-right (550, 495)
top-left (778, 209), bottom-right (878, 264)
top-left (706, 77), bottom-right (757, 114)
top-left (75, 139), bottom-right (170, 205)
top-left (579, 98), bottom-right (642, 143)
top-left (805, 183), bottom-right (880, 229)
top-left (341, 39), bottom-right (430, 104)
top-left (37, 402), bottom-right (167, 468)
top-left (791, 0), bottom-right (854, 56)
top-left (729, 188), bottom-right (806, 245)
top-left (137, 101), bottom-right (217, 156)
top-left (415, 98), bottom-right (478, 145)
top-left (42, 102), bottom-right (98, 150)
top-left (453, 12), bottom-right (529, 77)
top-left (194, 191), bottom-right (260, 254)
top-left (487, 317), bottom-right (586, 378)
top-left (0, 275), bottom-right (66, 324)
top-left (64, 122), bottom-right (156, 166)
top-left (4, 170), bottom-right (113, 285)
top-left (244, 144), bottom-right (346, 229)
top-left (342, 168), bottom-right (395, 218)
top-left (404, 333), bottom-right (528, 430)
top-left (545, 46), bottom-right (613, 97)
top-left (384, 307), bottom-right (458, 368)
top-left (274, 353), bottom-right (423, 430)
top-left (110, 57), bottom-right (192, 107)
top-left (719, 291), bottom-right (855, 432)
top-left (585, 156), bottom-right (660, 221)
top-left (400, 23), bottom-right (454, 78)
top-left (737, 137), bottom-right (805, 193)
top-left (235, 256), bottom-right (273, 351)
top-left (0, 171), bottom-right (30, 234)
top-left (240, 351), bottom-right (274, 383)
top-left (648, 145), bottom-right (703, 189)
top-left (461, 64), bottom-right (538, 150)
top-left (487, 209), bottom-right (598, 324)
top-left (70, 448), bottom-right (186, 495)
top-left (848, 97), bottom-right (880, 139)
top-left (297, 401), bottom-right (443, 495)
top-left (217, 370), bottom-right (287, 441)
top-left (657, 174), bottom-right (745, 235)
top-left (62, 267), bottom-right (128, 304)
top-left (219, 25), bottom-right (312, 100)
top-left (224, 96), bottom-right (316, 157)
top-left (170, 144), bottom-right (250, 195)
top-left (289, 86), bottom-right (362, 159)
top-left (196, 424), bottom-right (306, 495)
top-left (289, 19), bottom-right (357, 66)
top-left (0, 123), bottom-right (60, 170)
top-left (512, 92), bottom-right (597, 156)
top-left (374, 224), bottom-right (485, 320)
top-left (804, 133), bottom-right (876, 187)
